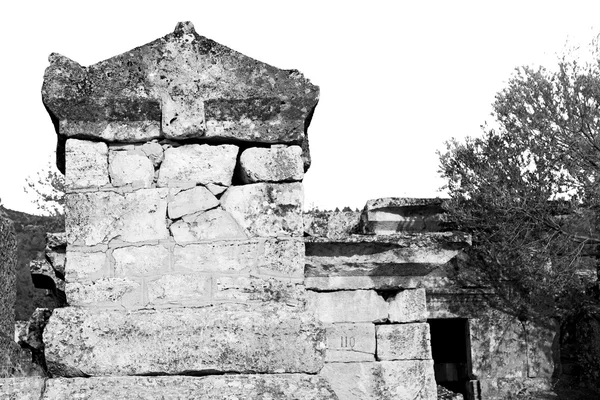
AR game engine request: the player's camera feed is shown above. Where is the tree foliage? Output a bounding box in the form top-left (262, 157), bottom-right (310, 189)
top-left (23, 160), bottom-right (65, 217)
top-left (439, 39), bottom-right (600, 321)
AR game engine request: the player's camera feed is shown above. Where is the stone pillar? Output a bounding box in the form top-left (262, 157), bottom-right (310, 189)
top-left (36, 22), bottom-right (336, 397)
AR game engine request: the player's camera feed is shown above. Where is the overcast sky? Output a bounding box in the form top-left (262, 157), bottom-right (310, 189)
top-left (2, 1), bottom-right (600, 214)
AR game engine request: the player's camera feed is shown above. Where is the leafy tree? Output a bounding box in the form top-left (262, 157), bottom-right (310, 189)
top-left (438, 39), bottom-right (600, 322)
top-left (23, 159), bottom-right (65, 217)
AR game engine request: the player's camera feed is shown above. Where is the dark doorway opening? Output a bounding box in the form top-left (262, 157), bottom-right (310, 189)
top-left (428, 318), bottom-right (473, 398)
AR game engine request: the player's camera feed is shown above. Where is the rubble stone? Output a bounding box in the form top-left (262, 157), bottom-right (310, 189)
top-left (221, 182), bottom-right (303, 237)
top-left (140, 142), bottom-right (164, 167)
top-left (170, 208), bottom-right (247, 243)
top-left (108, 151), bottom-right (154, 188)
top-left (44, 304), bottom-right (325, 376)
top-left (240, 145), bottom-right (304, 183)
top-left (65, 139), bottom-right (109, 190)
top-left (167, 186), bottom-right (219, 219)
top-left (157, 144), bottom-right (238, 188)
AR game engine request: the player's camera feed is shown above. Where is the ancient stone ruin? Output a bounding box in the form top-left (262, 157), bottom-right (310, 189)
top-left (0, 22), bottom-right (560, 400)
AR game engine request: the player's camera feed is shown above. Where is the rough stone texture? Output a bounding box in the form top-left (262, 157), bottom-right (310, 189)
top-left (43, 22), bottom-right (318, 173)
top-left (65, 139), bottom-right (109, 190)
top-left (64, 251), bottom-right (107, 282)
top-left (30, 259), bottom-right (65, 294)
top-left (43, 375), bottom-right (338, 399)
top-left (360, 197), bottom-right (447, 234)
top-left (0, 334), bottom-right (44, 378)
top-left (240, 145), bottom-right (304, 183)
top-left (140, 142), bottom-right (164, 167)
top-left (44, 304), bottom-right (325, 376)
top-left (66, 278), bottom-right (142, 308)
top-left (146, 274), bottom-right (211, 305)
top-left (376, 323), bottom-right (432, 360)
top-left (0, 215), bottom-right (17, 340)
top-left (108, 150), bottom-right (154, 188)
top-left (113, 245), bottom-right (170, 276)
top-left (262, 238), bottom-right (304, 278)
top-left (59, 121), bottom-right (161, 143)
top-left (15, 309), bottom-right (52, 353)
top-left (320, 361), bottom-right (437, 400)
top-left (221, 182), bottom-right (303, 237)
top-left (0, 377), bottom-right (46, 399)
top-left (324, 323), bottom-right (376, 362)
top-left (167, 186), bottom-right (219, 219)
top-left (157, 144), bottom-right (238, 188)
top-left (307, 290), bottom-right (388, 323)
top-left (213, 276), bottom-right (306, 305)
top-left (388, 288), bottom-right (427, 323)
top-left (304, 210), bottom-right (361, 239)
top-left (170, 208), bottom-right (247, 243)
top-left (66, 189), bottom-right (169, 246)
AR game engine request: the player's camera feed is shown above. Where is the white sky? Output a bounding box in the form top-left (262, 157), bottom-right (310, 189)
top-left (2, 1), bottom-right (600, 214)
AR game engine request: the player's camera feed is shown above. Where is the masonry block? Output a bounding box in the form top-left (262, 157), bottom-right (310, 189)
top-left (240, 145), bottom-right (304, 183)
top-left (388, 288), bottom-right (427, 323)
top-left (112, 245), bottom-right (170, 277)
top-left (65, 139), bottom-right (109, 190)
top-left (66, 278), bottom-right (142, 308)
top-left (376, 323), bottom-right (432, 360)
top-left (213, 276), bottom-right (305, 306)
top-left (167, 186), bottom-right (219, 219)
top-left (146, 274), bottom-right (211, 306)
top-left (65, 251), bottom-right (108, 282)
top-left (307, 290), bottom-right (388, 323)
top-left (324, 323), bottom-right (376, 362)
top-left (108, 150), bottom-right (154, 188)
top-left (170, 208), bottom-right (247, 243)
top-left (0, 378), bottom-right (46, 400)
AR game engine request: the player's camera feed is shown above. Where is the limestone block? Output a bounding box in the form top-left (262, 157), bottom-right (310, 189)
top-left (140, 142), bottom-right (164, 167)
top-left (65, 251), bottom-right (108, 282)
top-left (324, 323), bottom-right (376, 362)
top-left (320, 361), bottom-right (437, 400)
top-left (213, 276), bottom-right (305, 306)
top-left (361, 197), bottom-right (446, 234)
top-left (170, 209), bottom-right (247, 243)
top-left (66, 278), bottom-right (142, 308)
top-left (304, 210), bottom-right (361, 239)
top-left (108, 150), bottom-right (154, 188)
top-left (44, 304), bottom-right (326, 376)
top-left (307, 290), bottom-right (388, 323)
top-left (388, 288), bottom-right (428, 323)
top-left (65, 139), bottom-right (109, 190)
top-left (240, 145), bottom-right (303, 183)
top-left (157, 144), bottom-right (238, 188)
top-left (221, 182), bottom-right (303, 237)
top-left (42, 375), bottom-right (338, 399)
top-left (146, 274), bottom-right (211, 306)
top-left (376, 323), bottom-right (432, 360)
top-left (173, 241), bottom-right (257, 273)
top-left (66, 189), bottom-right (169, 246)
top-left (59, 120), bottom-right (161, 142)
top-left (261, 238), bottom-right (304, 278)
top-left (167, 186), bottom-right (219, 219)
top-left (0, 378), bottom-right (46, 400)
top-left (113, 245), bottom-right (170, 277)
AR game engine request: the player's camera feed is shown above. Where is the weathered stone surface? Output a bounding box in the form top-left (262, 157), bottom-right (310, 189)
top-left (388, 288), bottom-right (427, 323)
top-left (307, 290), bottom-right (388, 323)
top-left (66, 189), bottom-right (169, 246)
top-left (261, 238), bottom-right (304, 278)
top-left (46, 232), bottom-right (66, 249)
top-left (361, 197), bottom-right (447, 234)
top-left (213, 276), bottom-right (305, 305)
top-left (205, 183), bottom-right (227, 196)
top-left (66, 278), bottom-right (142, 308)
top-left (0, 333), bottom-right (44, 377)
top-left (43, 375), bottom-right (338, 399)
top-left (15, 309), bottom-right (52, 352)
top-left (324, 323), bottom-right (376, 362)
top-left (304, 274), bottom-right (451, 291)
top-left (526, 320), bottom-right (558, 379)
top-left (0, 215), bottom-right (17, 340)
top-left (65, 139), bottom-right (109, 190)
top-left (65, 251), bottom-right (107, 282)
top-left (113, 245), bottom-right (170, 276)
top-left (157, 144), bottom-right (238, 188)
top-left (320, 361), bottom-right (437, 400)
top-left (44, 304), bottom-right (325, 376)
top-left (0, 377), bottom-right (46, 399)
top-left (140, 142), bottom-right (164, 166)
top-left (59, 120), bottom-right (161, 142)
top-left (30, 259), bottom-right (65, 294)
top-left (108, 150), bottom-right (154, 188)
top-left (146, 274), bottom-right (211, 305)
top-left (167, 186), bottom-right (219, 219)
top-left (170, 208), bottom-right (247, 243)
top-left (240, 145), bottom-right (303, 183)
top-left (221, 182), bottom-right (303, 237)
top-left (304, 210), bottom-right (361, 239)
top-left (376, 323), bottom-right (432, 360)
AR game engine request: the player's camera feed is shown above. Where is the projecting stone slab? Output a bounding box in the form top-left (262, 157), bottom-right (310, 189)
top-left (43, 375), bottom-right (338, 400)
top-left (108, 150), bottom-right (154, 188)
top-left (361, 197), bottom-right (446, 234)
top-left (167, 186), bottom-right (219, 219)
top-left (324, 323), bottom-right (376, 362)
top-left (221, 182), bottom-right (303, 237)
top-left (66, 189), bottom-right (169, 246)
top-left (376, 323), bottom-right (432, 361)
top-left (388, 288), bottom-right (427, 323)
top-left (157, 144), bottom-right (238, 188)
top-left (240, 145), bottom-right (304, 183)
top-left (65, 139), bottom-right (109, 190)
top-left (43, 304), bottom-right (325, 376)
top-left (0, 378), bottom-right (46, 400)
top-left (320, 361), bottom-right (437, 400)
top-left (113, 245), bottom-right (170, 276)
top-left (307, 290), bottom-right (388, 323)
top-left (170, 208), bottom-right (247, 243)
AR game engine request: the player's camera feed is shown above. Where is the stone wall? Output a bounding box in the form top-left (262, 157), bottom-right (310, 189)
top-left (0, 214), bottom-right (16, 340)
